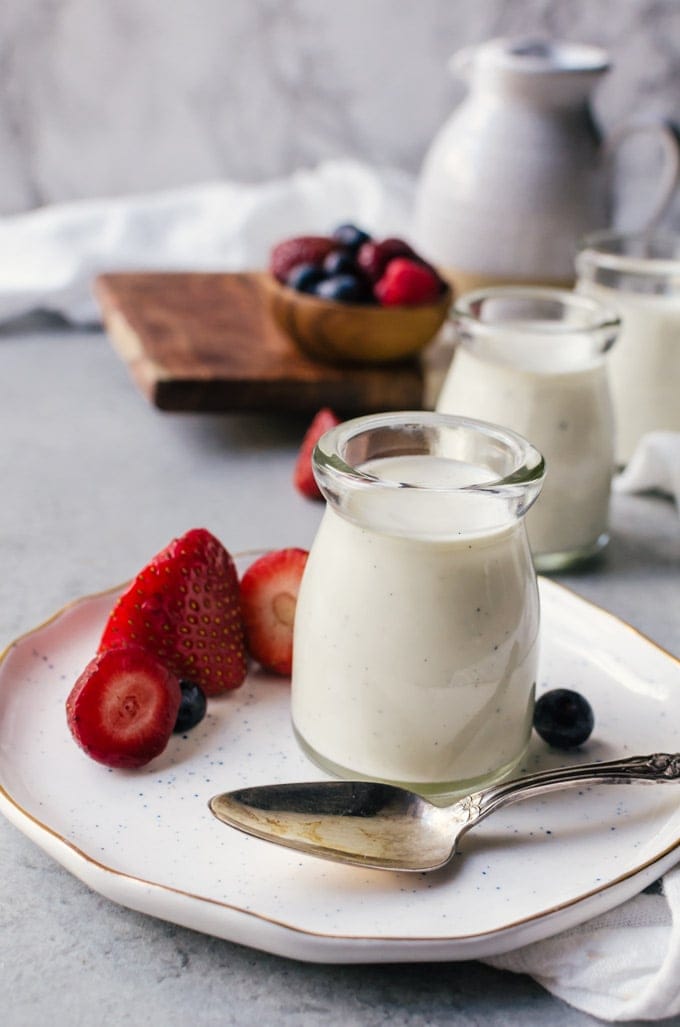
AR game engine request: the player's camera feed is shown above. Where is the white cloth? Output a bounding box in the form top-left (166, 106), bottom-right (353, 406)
top-left (1, 160), bottom-right (680, 1020)
top-left (615, 432), bottom-right (680, 512)
top-left (0, 159), bottom-right (414, 325)
top-left (485, 869), bottom-right (680, 1021)
top-left (486, 433), bottom-right (680, 1022)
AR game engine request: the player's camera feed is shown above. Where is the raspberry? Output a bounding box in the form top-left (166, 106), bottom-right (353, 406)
top-left (270, 236), bottom-right (336, 283)
top-left (357, 238), bottom-right (416, 282)
top-left (374, 258), bottom-right (443, 306)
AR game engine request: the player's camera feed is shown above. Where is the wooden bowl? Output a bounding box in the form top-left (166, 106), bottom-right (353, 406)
top-left (264, 275), bottom-right (453, 365)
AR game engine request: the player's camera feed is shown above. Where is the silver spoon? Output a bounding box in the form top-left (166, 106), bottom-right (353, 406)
top-left (209, 753), bottom-right (680, 872)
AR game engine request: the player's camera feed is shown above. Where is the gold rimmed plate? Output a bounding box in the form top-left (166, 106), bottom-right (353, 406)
top-left (1, 576), bottom-right (680, 963)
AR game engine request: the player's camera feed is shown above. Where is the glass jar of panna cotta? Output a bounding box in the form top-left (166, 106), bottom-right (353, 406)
top-left (576, 231), bottom-right (680, 466)
top-left (436, 288), bottom-right (620, 572)
top-left (291, 411), bottom-right (545, 802)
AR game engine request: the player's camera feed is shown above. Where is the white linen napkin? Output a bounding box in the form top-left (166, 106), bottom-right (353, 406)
top-left (614, 432), bottom-right (680, 513)
top-left (0, 159), bottom-right (413, 325)
top-left (485, 869), bottom-right (680, 1021)
top-left (486, 432), bottom-right (680, 1021)
top-left (1, 160), bottom-right (680, 1020)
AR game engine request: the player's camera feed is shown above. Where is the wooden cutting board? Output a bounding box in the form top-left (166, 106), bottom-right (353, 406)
top-left (94, 271), bottom-right (426, 415)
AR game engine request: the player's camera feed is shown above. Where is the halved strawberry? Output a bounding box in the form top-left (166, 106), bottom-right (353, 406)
top-left (293, 407), bottom-right (340, 500)
top-left (270, 236), bottom-right (336, 283)
top-left (66, 646), bottom-right (182, 769)
top-left (99, 528), bottom-right (247, 696)
top-left (240, 548), bottom-right (309, 676)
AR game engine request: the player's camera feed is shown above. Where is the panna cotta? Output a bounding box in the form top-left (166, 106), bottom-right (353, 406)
top-left (576, 231), bottom-right (680, 466)
top-left (437, 289), bottom-right (619, 570)
top-left (438, 345), bottom-right (614, 563)
top-left (291, 414), bottom-right (544, 799)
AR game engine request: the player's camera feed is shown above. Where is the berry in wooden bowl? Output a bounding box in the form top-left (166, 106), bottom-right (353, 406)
top-left (265, 225), bottom-right (453, 365)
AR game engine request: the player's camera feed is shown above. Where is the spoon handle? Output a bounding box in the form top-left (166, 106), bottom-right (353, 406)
top-left (458, 753), bottom-right (680, 829)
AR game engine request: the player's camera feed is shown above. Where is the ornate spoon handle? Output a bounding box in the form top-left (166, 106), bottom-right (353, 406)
top-left (455, 753), bottom-right (680, 831)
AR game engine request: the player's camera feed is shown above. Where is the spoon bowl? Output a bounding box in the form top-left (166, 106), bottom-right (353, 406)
top-left (210, 753), bottom-right (680, 873)
top-left (211, 780), bottom-right (453, 871)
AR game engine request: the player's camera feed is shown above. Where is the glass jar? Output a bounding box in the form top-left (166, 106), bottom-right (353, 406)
top-left (291, 411), bottom-right (545, 802)
top-left (576, 230), bottom-right (680, 466)
top-left (436, 288), bottom-right (620, 572)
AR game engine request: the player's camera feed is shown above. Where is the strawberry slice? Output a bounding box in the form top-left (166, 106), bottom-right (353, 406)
top-left (240, 548), bottom-right (309, 676)
top-left (99, 528), bottom-right (247, 696)
top-left (293, 407), bottom-right (340, 500)
top-left (66, 646), bottom-right (182, 769)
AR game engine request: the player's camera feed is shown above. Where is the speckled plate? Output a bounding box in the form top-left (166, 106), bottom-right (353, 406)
top-left (1, 577), bottom-right (680, 964)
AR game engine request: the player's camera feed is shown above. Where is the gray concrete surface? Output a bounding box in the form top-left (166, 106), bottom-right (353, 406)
top-left (1, 316), bottom-right (679, 1026)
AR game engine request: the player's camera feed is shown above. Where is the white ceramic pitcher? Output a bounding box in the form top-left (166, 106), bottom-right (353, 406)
top-left (413, 38), bottom-right (679, 294)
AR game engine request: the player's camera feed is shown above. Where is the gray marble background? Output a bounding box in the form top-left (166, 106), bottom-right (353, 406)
top-left (1, 0), bottom-right (679, 226)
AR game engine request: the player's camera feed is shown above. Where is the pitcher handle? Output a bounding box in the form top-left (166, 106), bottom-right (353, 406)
top-left (602, 121), bottom-right (680, 232)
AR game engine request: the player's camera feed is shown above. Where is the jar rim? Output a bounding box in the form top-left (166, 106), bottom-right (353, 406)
top-left (451, 286), bottom-right (620, 336)
top-left (313, 411), bottom-right (545, 496)
top-left (577, 229), bottom-right (680, 280)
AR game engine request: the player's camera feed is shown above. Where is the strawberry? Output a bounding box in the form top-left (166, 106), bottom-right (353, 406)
top-left (357, 237), bottom-right (416, 282)
top-left (99, 528), bottom-right (247, 696)
top-left (240, 548), bottom-right (309, 676)
top-left (374, 257), bottom-right (443, 306)
top-left (293, 407), bottom-right (340, 500)
top-left (66, 646), bottom-right (182, 769)
top-left (270, 236), bottom-right (336, 283)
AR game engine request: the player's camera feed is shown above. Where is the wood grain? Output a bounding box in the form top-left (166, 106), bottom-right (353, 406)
top-left (94, 272), bottom-right (425, 415)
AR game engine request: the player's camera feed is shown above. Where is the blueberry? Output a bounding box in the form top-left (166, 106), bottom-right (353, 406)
top-left (286, 262), bottom-right (325, 293)
top-left (533, 688), bottom-right (594, 749)
top-left (173, 680), bottom-right (207, 733)
top-left (323, 249), bottom-right (358, 276)
top-left (316, 273), bottom-right (373, 303)
top-left (332, 223), bottom-right (371, 251)
top-left (314, 274), bottom-right (368, 303)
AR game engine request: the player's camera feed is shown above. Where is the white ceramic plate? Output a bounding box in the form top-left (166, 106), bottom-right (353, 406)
top-left (1, 577), bottom-right (680, 964)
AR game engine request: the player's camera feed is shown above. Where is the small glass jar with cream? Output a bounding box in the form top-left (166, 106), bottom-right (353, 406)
top-left (291, 411), bottom-right (545, 802)
top-left (576, 230), bottom-right (680, 466)
top-left (436, 287), bottom-right (620, 571)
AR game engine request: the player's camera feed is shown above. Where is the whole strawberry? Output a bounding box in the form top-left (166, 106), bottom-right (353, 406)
top-left (293, 407), bottom-right (340, 500)
top-left (374, 257), bottom-right (443, 306)
top-left (270, 236), bottom-right (337, 283)
top-left (66, 646), bottom-right (182, 769)
top-left (99, 528), bottom-right (247, 696)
